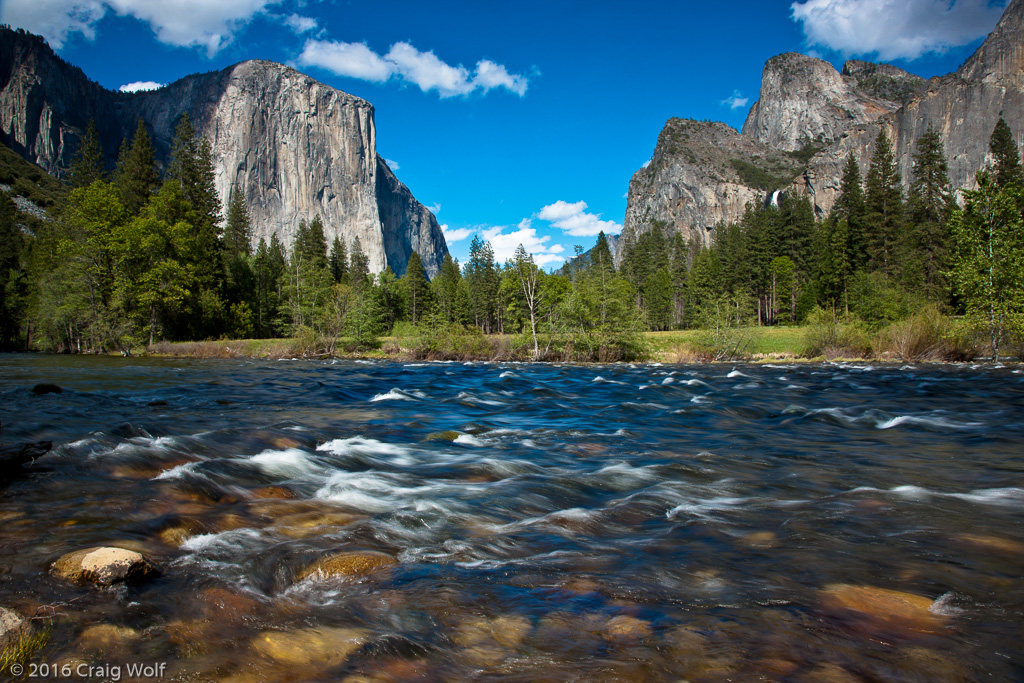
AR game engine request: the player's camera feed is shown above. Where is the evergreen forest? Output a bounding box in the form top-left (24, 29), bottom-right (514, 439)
top-left (2, 116), bottom-right (1023, 361)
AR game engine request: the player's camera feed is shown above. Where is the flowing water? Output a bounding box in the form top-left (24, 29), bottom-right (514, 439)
top-left (1, 354), bottom-right (1023, 681)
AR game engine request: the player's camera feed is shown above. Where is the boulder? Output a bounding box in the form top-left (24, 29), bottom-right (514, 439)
top-left (51, 547), bottom-right (158, 586)
top-left (0, 606), bottom-right (29, 649)
top-left (296, 550), bottom-right (397, 582)
top-left (31, 383), bottom-right (62, 395)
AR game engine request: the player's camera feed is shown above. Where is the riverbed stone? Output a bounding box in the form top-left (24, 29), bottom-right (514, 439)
top-left (271, 510), bottom-right (363, 539)
top-left (955, 533), bottom-right (1024, 557)
top-left (603, 615), bottom-right (652, 643)
top-left (453, 615), bottom-right (532, 666)
top-left (77, 624), bottom-right (142, 655)
top-left (296, 550), bottom-right (397, 582)
top-left (819, 584), bottom-right (946, 635)
top-left (0, 606), bottom-right (29, 649)
top-left (251, 627), bottom-right (367, 667)
top-left (51, 547), bottom-right (158, 586)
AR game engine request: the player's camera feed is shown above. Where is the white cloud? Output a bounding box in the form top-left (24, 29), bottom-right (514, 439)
top-left (791, 0), bottom-right (1007, 60)
top-left (282, 13), bottom-right (316, 34)
top-left (440, 224), bottom-right (473, 242)
top-left (119, 80), bottom-right (164, 92)
top-left (384, 158), bottom-right (400, 171)
top-left (298, 39), bottom-right (529, 98)
top-left (297, 40), bottom-right (393, 81)
top-left (538, 200), bottom-right (622, 237)
top-left (721, 90), bottom-right (749, 109)
top-left (1, 0), bottom-right (280, 55)
top-left (472, 59), bottom-right (528, 96)
top-left (482, 219), bottom-right (565, 266)
top-left (642, 160), bottom-right (651, 169)
top-left (428, 203), bottom-right (441, 214)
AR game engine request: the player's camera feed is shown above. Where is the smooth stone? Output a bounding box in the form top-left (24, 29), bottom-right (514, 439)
top-left (77, 624), bottom-right (141, 654)
top-left (955, 533), bottom-right (1024, 557)
top-left (797, 663), bottom-right (864, 683)
top-left (296, 551), bottom-right (397, 582)
top-left (453, 615), bottom-right (532, 666)
top-left (270, 510), bottom-right (363, 539)
top-left (251, 627), bottom-right (367, 667)
top-left (819, 584), bottom-right (946, 634)
top-left (0, 606), bottom-right (29, 649)
top-left (51, 547), bottom-right (158, 586)
top-left (603, 615), bottom-right (653, 643)
top-left (250, 486), bottom-right (295, 500)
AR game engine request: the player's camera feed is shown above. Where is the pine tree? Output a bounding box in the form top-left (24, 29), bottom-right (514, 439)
top-left (834, 155), bottom-right (867, 271)
top-left (69, 118), bottom-right (106, 188)
top-left (905, 125), bottom-right (954, 299)
top-left (114, 118), bottom-right (160, 214)
top-left (989, 117), bottom-right (1024, 189)
top-left (591, 231), bottom-right (615, 275)
top-left (864, 131), bottom-right (904, 277)
top-left (402, 251), bottom-right (430, 324)
top-left (329, 235), bottom-right (348, 283)
top-left (431, 253), bottom-right (466, 324)
top-left (224, 192), bottom-right (253, 257)
top-left (465, 235), bottom-right (498, 332)
top-left (349, 236), bottom-right (370, 287)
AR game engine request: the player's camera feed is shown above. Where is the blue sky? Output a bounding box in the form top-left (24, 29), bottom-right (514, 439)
top-left (1, 0), bottom-right (1010, 268)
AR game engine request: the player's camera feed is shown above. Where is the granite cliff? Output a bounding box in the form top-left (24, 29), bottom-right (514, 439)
top-left (622, 0), bottom-right (1024, 262)
top-left (0, 27), bottom-right (447, 277)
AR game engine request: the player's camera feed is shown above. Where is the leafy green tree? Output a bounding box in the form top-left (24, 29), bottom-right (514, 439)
top-left (252, 236), bottom-right (285, 337)
top-left (864, 131), bottom-right (904, 277)
top-left (644, 266), bottom-right (673, 330)
top-left (669, 232), bottom-right (689, 326)
top-left (401, 251), bottom-right (430, 324)
top-left (591, 231), bottom-right (615, 275)
top-left (989, 117), bottom-right (1023, 189)
top-left (284, 218), bottom-right (333, 333)
top-left (375, 266), bottom-right (403, 332)
top-left (69, 119), bottom-right (106, 189)
top-left (948, 174), bottom-right (1024, 360)
top-left (344, 283), bottom-right (383, 350)
top-left (114, 118), bottom-right (160, 214)
top-left (512, 244), bottom-right (541, 358)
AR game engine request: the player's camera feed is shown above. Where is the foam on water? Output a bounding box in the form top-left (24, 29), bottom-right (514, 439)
top-left (248, 448), bottom-right (323, 477)
top-left (370, 388), bottom-right (427, 402)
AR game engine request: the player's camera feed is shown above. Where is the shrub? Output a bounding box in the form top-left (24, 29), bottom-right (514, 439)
top-left (802, 307), bottom-right (871, 359)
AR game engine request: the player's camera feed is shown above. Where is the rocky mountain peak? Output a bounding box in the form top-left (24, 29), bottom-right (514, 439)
top-left (958, 0), bottom-right (1024, 86)
top-left (0, 26), bottom-right (448, 277)
top-left (741, 52), bottom-right (904, 153)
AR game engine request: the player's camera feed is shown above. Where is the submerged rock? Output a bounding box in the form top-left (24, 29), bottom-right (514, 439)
top-left (31, 383), bottom-right (62, 395)
top-left (76, 624), bottom-right (142, 656)
top-left (51, 547), bottom-right (158, 586)
top-left (819, 584), bottom-right (947, 635)
top-left (296, 550), bottom-right (397, 582)
top-left (251, 627), bottom-right (367, 667)
top-left (453, 615), bottom-right (532, 666)
top-left (422, 430), bottom-right (461, 443)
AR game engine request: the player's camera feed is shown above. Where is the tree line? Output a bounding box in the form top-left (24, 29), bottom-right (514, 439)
top-left (1, 116), bottom-right (1022, 360)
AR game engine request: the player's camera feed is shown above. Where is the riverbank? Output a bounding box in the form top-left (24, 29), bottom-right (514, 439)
top-left (139, 322), bottom-right (1007, 363)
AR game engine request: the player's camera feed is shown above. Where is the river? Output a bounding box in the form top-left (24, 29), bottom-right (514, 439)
top-left (1, 354), bottom-right (1023, 681)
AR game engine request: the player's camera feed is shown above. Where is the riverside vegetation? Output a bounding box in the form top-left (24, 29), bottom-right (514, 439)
top-left (2, 116), bottom-right (1024, 362)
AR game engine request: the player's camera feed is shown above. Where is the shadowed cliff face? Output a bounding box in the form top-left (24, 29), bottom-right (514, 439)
top-left (623, 0), bottom-right (1024, 257)
top-left (0, 28), bottom-right (448, 278)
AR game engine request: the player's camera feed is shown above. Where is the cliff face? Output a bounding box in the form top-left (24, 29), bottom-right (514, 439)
top-left (0, 28), bottom-right (448, 277)
top-left (623, 0), bottom-right (1024, 259)
top-left (741, 52), bottom-right (917, 152)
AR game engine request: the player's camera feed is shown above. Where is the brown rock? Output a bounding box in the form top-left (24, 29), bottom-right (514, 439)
top-left (296, 551), bottom-right (397, 582)
top-left (603, 615), bottom-right (652, 643)
top-left (51, 547), bottom-right (158, 586)
top-left (955, 533), bottom-right (1024, 557)
top-left (251, 627), bottom-right (367, 667)
top-left (0, 606), bottom-right (29, 649)
top-left (453, 615), bottom-right (532, 666)
top-left (271, 510), bottom-right (363, 539)
top-left (250, 486), bottom-right (295, 500)
top-left (77, 624), bottom-right (141, 655)
top-left (819, 584), bottom-right (946, 635)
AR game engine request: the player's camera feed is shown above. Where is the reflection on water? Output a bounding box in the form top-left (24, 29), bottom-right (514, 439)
top-left (1, 354), bottom-right (1023, 680)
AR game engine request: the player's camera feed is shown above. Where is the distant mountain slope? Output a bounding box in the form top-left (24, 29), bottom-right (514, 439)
top-left (621, 0), bottom-right (1024, 262)
top-left (0, 27), bottom-right (448, 277)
